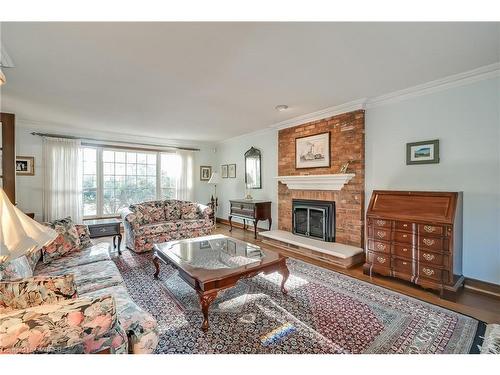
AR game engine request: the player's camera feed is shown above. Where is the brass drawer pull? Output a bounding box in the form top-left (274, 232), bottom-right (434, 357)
top-left (422, 253), bottom-right (435, 261)
top-left (403, 224), bottom-right (408, 228)
top-left (402, 234), bottom-right (408, 238)
top-left (376, 256), bottom-right (386, 264)
top-left (423, 238), bottom-right (435, 246)
top-left (422, 267), bottom-right (434, 276)
top-left (376, 220), bottom-right (386, 226)
top-left (424, 225), bottom-right (435, 233)
top-left (377, 231), bottom-right (386, 238)
top-left (376, 243), bottom-right (386, 251)
top-left (402, 247), bottom-right (408, 252)
top-left (402, 261), bottom-right (408, 266)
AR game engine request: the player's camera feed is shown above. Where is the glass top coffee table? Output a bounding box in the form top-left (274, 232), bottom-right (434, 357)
top-left (153, 234), bottom-right (289, 331)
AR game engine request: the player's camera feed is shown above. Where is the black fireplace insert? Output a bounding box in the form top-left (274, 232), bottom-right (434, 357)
top-left (292, 199), bottom-right (335, 242)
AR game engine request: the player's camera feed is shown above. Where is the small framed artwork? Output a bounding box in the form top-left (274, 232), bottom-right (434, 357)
top-left (295, 132), bottom-right (330, 169)
top-left (221, 164), bottom-right (228, 178)
top-left (228, 163), bottom-right (236, 178)
top-left (16, 156), bottom-right (35, 176)
top-left (406, 139), bottom-right (440, 165)
top-left (200, 166), bottom-right (212, 181)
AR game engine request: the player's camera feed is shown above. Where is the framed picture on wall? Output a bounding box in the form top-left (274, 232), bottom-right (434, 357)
top-left (221, 164), bottom-right (228, 178)
top-left (200, 166), bottom-right (212, 181)
top-left (228, 164), bottom-right (236, 178)
top-left (295, 132), bottom-right (330, 169)
top-left (406, 139), bottom-right (440, 165)
top-left (15, 156), bottom-right (35, 176)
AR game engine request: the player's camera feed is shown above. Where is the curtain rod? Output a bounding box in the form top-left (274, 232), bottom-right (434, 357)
top-left (31, 132), bottom-right (200, 152)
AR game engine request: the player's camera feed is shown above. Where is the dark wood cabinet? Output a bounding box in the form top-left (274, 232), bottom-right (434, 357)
top-left (229, 200), bottom-right (272, 239)
top-left (363, 190), bottom-right (464, 300)
top-left (1, 113), bottom-right (16, 203)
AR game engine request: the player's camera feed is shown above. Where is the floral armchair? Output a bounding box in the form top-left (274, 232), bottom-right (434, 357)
top-left (122, 200), bottom-right (213, 253)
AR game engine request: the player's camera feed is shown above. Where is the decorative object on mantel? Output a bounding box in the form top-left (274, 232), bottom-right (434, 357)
top-left (276, 174), bottom-right (355, 191)
top-left (339, 160), bottom-right (351, 173)
top-left (245, 147), bottom-right (262, 189)
top-left (406, 139), bottom-right (439, 165)
top-left (228, 163), bottom-right (236, 178)
top-left (221, 164), bottom-right (228, 178)
top-left (295, 132), bottom-right (330, 169)
top-left (15, 156), bottom-right (35, 176)
top-left (199, 166), bottom-right (212, 181)
top-left (207, 172), bottom-right (221, 228)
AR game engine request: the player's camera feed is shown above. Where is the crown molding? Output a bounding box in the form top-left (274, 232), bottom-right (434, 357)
top-left (216, 126), bottom-right (277, 145)
top-left (365, 62), bottom-right (500, 108)
top-left (270, 98), bottom-right (367, 131)
top-left (16, 118), bottom-right (211, 149)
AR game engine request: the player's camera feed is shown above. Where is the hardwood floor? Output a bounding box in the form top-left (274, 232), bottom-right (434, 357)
top-left (213, 224), bottom-right (500, 324)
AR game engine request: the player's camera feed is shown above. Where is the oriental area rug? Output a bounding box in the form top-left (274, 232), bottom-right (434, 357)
top-left (113, 250), bottom-right (485, 354)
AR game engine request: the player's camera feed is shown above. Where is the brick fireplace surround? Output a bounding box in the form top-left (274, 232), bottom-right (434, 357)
top-left (277, 110), bottom-right (365, 248)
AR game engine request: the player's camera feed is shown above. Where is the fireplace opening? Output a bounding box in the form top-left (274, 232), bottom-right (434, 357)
top-left (292, 199), bottom-right (335, 242)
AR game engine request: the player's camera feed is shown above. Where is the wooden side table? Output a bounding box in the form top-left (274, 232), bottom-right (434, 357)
top-left (86, 218), bottom-right (122, 254)
top-left (229, 200), bottom-right (272, 239)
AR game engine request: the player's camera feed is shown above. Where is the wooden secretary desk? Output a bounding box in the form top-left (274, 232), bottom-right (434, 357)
top-left (363, 191), bottom-right (464, 300)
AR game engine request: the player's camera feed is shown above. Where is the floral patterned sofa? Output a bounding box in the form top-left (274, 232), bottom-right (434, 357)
top-left (0, 221), bottom-right (159, 354)
top-left (122, 200), bottom-right (213, 253)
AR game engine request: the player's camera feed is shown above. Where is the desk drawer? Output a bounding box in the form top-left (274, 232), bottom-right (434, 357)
top-left (368, 218), bottom-right (392, 229)
top-left (418, 224), bottom-right (444, 236)
top-left (394, 231), bottom-right (413, 244)
top-left (230, 208), bottom-right (255, 217)
top-left (89, 224), bottom-right (119, 237)
top-left (418, 236), bottom-right (445, 251)
top-left (368, 227), bottom-right (391, 241)
top-left (367, 239), bottom-right (391, 254)
top-left (367, 251), bottom-right (391, 268)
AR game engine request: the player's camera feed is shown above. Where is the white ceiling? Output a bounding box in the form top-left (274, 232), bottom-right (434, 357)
top-left (1, 22), bottom-right (499, 142)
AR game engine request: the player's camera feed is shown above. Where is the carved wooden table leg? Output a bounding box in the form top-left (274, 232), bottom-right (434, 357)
top-left (228, 215), bottom-right (233, 232)
top-left (279, 263), bottom-right (290, 295)
top-left (197, 291), bottom-right (218, 332)
top-left (153, 255), bottom-right (160, 279)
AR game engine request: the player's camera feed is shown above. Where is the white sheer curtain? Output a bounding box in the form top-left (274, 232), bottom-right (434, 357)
top-left (42, 137), bottom-right (83, 223)
top-left (175, 150), bottom-right (194, 201)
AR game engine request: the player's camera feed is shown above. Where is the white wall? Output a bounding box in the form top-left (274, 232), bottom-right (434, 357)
top-left (193, 145), bottom-right (218, 205)
top-left (366, 77), bottom-right (500, 284)
top-left (213, 129), bottom-right (278, 229)
top-left (15, 126), bottom-right (44, 220)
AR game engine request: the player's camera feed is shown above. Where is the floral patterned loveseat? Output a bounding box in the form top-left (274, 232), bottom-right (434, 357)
top-left (121, 200), bottom-right (213, 253)
top-left (0, 221), bottom-right (159, 354)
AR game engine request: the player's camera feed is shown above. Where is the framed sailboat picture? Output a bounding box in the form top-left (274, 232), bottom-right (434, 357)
top-left (295, 132), bottom-right (330, 169)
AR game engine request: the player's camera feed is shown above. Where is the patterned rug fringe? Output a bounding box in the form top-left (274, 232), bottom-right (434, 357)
top-left (481, 324), bottom-right (500, 354)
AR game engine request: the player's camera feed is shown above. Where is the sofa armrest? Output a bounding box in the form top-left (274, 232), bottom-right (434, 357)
top-left (121, 208), bottom-right (140, 231)
top-left (0, 274), bottom-right (77, 314)
top-left (197, 203), bottom-right (213, 221)
top-left (75, 224), bottom-right (93, 249)
top-left (0, 295), bottom-right (128, 354)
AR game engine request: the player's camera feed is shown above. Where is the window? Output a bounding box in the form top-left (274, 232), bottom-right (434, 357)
top-left (82, 148), bottom-right (97, 217)
top-left (82, 147), bottom-right (181, 218)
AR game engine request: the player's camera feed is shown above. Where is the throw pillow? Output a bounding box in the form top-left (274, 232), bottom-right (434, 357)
top-left (0, 256), bottom-right (33, 281)
top-left (164, 200), bottom-right (181, 220)
top-left (0, 274), bottom-right (77, 314)
top-left (180, 202), bottom-right (199, 220)
top-left (42, 217), bottom-right (81, 264)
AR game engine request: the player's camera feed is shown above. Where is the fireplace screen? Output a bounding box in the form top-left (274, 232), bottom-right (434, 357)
top-left (292, 199), bottom-right (335, 242)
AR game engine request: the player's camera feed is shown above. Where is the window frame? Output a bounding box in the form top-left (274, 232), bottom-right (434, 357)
top-left (82, 146), bottom-right (179, 219)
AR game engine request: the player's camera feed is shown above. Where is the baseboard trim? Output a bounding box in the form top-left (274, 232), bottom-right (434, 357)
top-left (464, 278), bottom-right (500, 299)
top-left (216, 217), bottom-right (264, 232)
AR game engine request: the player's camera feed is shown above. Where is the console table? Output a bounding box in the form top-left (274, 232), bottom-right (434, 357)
top-left (229, 200), bottom-right (272, 239)
top-left (86, 218), bottom-right (122, 254)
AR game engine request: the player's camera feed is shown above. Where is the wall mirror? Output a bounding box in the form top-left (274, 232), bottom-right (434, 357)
top-left (245, 147), bottom-right (262, 189)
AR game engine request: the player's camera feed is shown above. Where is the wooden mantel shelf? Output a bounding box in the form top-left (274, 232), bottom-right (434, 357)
top-left (276, 173), bottom-right (355, 191)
